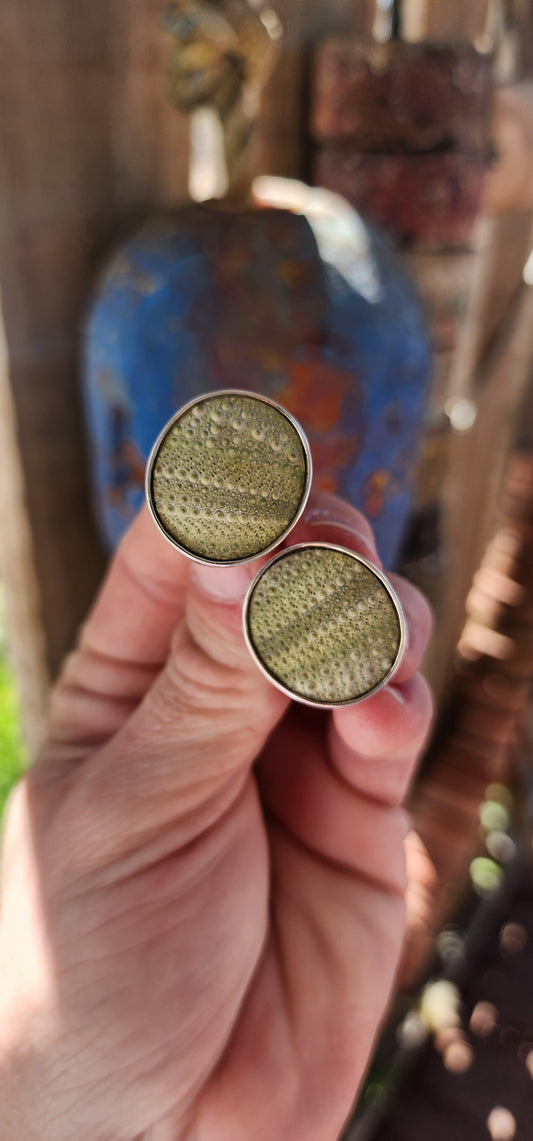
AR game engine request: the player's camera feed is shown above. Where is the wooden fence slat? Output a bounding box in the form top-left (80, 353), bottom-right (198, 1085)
top-left (258, 0), bottom-right (378, 180)
top-left (423, 280), bottom-right (533, 701)
top-left (511, 0), bottom-right (533, 78)
top-left (402, 0), bottom-right (491, 42)
top-left (0, 0), bottom-right (191, 687)
top-left (449, 210), bottom-right (533, 403)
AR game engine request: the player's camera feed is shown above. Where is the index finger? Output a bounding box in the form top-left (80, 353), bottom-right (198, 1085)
top-left (78, 506), bottom-right (190, 667)
top-left (329, 576), bottom-right (434, 806)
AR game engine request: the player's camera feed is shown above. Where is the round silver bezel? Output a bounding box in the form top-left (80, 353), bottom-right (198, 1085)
top-left (243, 542), bottom-right (407, 708)
top-left (145, 389), bottom-right (313, 567)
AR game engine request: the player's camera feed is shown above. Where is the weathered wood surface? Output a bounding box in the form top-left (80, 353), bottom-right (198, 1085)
top-left (511, 0), bottom-right (533, 78)
top-left (403, 443), bottom-right (533, 984)
top-left (423, 279), bottom-right (533, 704)
top-left (421, 90), bottom-right (533, 692)
top-left (449, 210), bottom-right (533, 402)
top-left (0, 0), bottom-right (190, 686)
top-left (485, 84), bottom-right (533, 217)
top-left (447, 84), bottom-right (533, 398)
top-left (258, 0), bottom-right (378, 179)
top-left (402, 0), bottom-right (491, 42)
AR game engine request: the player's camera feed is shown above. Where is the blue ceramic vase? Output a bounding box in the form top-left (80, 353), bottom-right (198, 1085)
top-left (83, 181), bottom-right (431, 568)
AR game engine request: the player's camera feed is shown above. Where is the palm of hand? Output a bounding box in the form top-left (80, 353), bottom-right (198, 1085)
top-left (0, 500), bottom-right (431, 1141)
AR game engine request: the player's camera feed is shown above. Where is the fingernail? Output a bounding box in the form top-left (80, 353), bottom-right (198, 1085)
top-left (387, 684), bottom-right (406, 705)
top-left (306, 516), bottom-right (378, 557)
top-left (401, 810), bottom-right (413, 839)
top-left (192, 563), bottom-right (253, 603)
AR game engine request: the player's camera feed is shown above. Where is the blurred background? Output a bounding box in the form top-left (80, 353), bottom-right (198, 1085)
top-left (1, 1), bottom-right (533, 1137)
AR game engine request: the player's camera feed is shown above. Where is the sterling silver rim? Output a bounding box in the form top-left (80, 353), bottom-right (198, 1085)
top-left (243, 542), bottom-right (407, 708)
top-left (145, 389), bottom-right (313, 566)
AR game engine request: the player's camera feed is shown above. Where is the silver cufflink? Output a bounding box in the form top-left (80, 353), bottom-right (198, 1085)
top-left (243, 543), bottom-right (406, 708)
top-left (146, 389), bottom-right (312, 566)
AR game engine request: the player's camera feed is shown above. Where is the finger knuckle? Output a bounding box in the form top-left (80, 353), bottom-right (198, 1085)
top-left (167, 630), bottom-right (244, 707)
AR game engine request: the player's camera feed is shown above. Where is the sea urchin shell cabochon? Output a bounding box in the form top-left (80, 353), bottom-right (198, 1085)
top-left (244, 544), bottom-right (406, 707)
top-left (147, 391), bottom-right (312, 565)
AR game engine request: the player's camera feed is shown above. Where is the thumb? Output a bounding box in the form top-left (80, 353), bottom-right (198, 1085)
top-left (137, 557), bottom-right (289, 766)
top-left (59, 558), bottom-right (289, 872)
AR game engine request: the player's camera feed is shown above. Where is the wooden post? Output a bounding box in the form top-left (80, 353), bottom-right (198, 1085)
top-left (449, 210), bottom-right (533, 402)
top-left (0, 0), bottom-right (190, 693)
top-left (423, 279), bottom-right (533, 701)
top-left (403, 429), bottom-right (533, 989)
top-left (402, 0), bottom-right (491, 42)
top-left (511, 0), bottom-right (533, 78)
top-left (257, 0), bottom-right (378, 179)
top-left (449, 84), bottom-right (533, 399)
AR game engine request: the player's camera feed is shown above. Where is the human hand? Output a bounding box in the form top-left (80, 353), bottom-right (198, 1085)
top-left (0, 493), bottom-right (432, 1141)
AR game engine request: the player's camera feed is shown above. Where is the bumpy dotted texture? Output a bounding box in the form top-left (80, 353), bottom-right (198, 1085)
top-left (247, 547), bottom-right (402, 705)
top-left (151, 394), bottom-right (308, 562)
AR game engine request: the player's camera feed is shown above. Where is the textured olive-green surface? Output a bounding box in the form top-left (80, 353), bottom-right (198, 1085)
top-left (151, 394), bottom-right (308, 561)
top-left (247, 547), bottom-right (401, 704)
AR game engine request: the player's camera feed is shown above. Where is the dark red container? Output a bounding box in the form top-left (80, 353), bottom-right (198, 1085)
top-left (311, 39), bottom-right (493, 252)
top-left (314, 149), bottom-right (487, 250)
top-left (311, 41), bottom-right (493, 154)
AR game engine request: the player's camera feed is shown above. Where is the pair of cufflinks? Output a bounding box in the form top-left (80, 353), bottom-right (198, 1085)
top-left (146, 390), bottom-right (406, 709)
